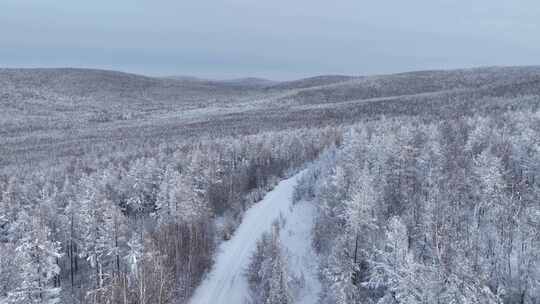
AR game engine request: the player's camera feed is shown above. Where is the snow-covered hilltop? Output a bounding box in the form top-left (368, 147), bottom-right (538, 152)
top-left (2, 66), bottom-right (540, 167)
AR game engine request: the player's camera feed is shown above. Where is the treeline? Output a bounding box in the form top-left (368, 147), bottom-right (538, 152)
top-left (294, 110), bottom-right (540, 303)
top-left (0, 127), bottom-right (341, 304)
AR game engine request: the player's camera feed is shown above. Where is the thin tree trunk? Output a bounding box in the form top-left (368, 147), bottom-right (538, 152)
top-left (70, 240), bottom-right (75, 290)
top-left (353, 233), bottom-right (359, 264)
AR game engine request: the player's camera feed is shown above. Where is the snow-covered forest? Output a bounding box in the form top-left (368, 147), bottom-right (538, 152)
top-left (1, 66), bottom-right (540, 304)
top-left (294, 111), bottom-right (540, 303)
top-left (0, 126), bottom-right (340, 303)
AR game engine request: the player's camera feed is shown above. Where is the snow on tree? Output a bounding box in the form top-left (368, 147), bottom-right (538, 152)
top-left (342, 165), bottom-right (378, 263)
top-left (125, 234), bottom-right (144, 282)
top-left (247, 224), bottom-right (292, 304)
top-left (6, 211), bottom-right (62, 304)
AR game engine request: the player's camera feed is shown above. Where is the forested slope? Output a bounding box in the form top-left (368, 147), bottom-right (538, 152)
top-left (2, 66), bottom-right (540, 304)
top-left (2, 66), bottom-right (540, 167)
top-left (294, 111), bottom-right (540, 304)
top-left (0, 126), bottom-right (340, 303)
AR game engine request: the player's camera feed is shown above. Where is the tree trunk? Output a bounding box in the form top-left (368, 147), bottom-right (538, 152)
top-left (353, 233), bottom-right (359, 264)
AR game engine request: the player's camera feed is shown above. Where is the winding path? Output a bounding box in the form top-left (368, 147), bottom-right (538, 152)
top-left (188, 170), bottom-right (312, 304)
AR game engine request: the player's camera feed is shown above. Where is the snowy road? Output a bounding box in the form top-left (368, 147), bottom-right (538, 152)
top-left (188, 169), bottom-right (320, 304)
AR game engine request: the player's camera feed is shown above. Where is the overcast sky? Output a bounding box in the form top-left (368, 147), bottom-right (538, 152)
top-left (1, 0), bottom-right (539, 79)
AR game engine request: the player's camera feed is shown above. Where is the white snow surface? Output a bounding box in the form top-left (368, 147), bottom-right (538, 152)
top-left (188, 169), bottom-right (321, 304)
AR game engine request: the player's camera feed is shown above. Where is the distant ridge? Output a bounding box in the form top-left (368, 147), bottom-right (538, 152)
top-left (2, 65), bottom-right (540, 166)
top-left (165, 75), bottom-right (208, 82)
top-left (268, 75), bottom-right (358, 90)
top-left (222, 77), bottom-right (277, 86)
top-left (165, 75), bottom-right (277, 87)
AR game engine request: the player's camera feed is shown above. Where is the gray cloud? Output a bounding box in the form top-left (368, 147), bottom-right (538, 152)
top-left (1, 0), bottom-right (539, 79)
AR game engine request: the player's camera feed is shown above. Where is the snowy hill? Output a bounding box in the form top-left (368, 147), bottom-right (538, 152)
top-left (268, 75), bottom-right (357, 90)
top-left (2, 66), bottom-right (540, 167)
